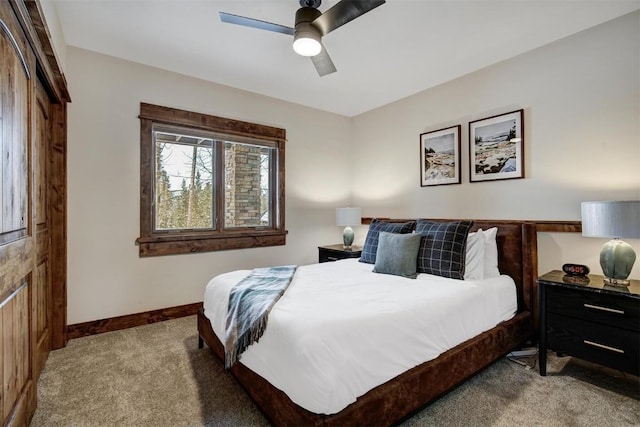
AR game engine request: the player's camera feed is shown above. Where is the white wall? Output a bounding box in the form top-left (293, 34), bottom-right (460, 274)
top-left (351, 12), bottom-right (640, 279)
top-left (66, 47), bottom-right (352, 324)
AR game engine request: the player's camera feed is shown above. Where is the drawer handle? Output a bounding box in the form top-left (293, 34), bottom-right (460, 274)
top-left (583, 303), bottom-right (624, 315)
top-left (327, 257), bottom-right (338, 261)
top-left (583, 340), bottom-right (625, 354)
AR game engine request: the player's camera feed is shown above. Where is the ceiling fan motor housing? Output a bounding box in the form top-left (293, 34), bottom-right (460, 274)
top-left (295, 6), bottom-right (322, 34)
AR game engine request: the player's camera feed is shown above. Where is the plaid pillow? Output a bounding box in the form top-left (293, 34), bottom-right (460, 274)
top-left (360, 219), bottom-right (416, 264)
top-left (416, 220), bottom-right (474, 279)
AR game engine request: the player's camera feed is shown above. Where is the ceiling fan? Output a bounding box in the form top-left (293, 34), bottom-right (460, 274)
top-left (219, 0), bottom-right (386, 77)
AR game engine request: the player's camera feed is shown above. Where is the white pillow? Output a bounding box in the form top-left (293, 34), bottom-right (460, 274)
top-left (464, 230), bottom-right (485, 280)
top-left (483, 227), bottom-right (500, 278)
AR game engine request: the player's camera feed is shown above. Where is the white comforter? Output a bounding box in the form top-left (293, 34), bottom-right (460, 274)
top-left (203, 258), bottom-right (517, 415)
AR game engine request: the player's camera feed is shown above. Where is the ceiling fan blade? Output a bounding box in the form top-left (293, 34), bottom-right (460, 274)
top-left (219, 12), bottom-right (294, 36)
top-left (312, 0), bottom-right (385, 36)
top-left (310, 45), bottom-right (337, 77)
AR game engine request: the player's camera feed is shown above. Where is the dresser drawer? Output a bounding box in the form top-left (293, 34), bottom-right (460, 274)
top-left (546, 286), bottom-right (640, 332)
top-left (547, 312), bottom-right (639, 376)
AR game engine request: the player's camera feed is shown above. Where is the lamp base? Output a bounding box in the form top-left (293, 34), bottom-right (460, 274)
top-left (603, 276), bottom-right (631, 287)
top-left (599, 238), bottom-right (636, 285)
top-left (343, 226), bottom-right (354, 249)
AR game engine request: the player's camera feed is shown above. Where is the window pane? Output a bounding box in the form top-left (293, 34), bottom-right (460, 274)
top-left (154, 131), bottom-right (214, 230)
top-left (224, 141), bottom-right (272, 228)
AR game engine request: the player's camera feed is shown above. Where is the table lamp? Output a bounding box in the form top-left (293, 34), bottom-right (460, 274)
top-left (336, 207), bottom-right (361, 249)
top-left (581, 201), bottom-right (640, 286)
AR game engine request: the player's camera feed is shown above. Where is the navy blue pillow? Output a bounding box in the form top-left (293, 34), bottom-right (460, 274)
top-left (416, 220), bottom-right (474, 279)
top-left (360, 219), bottom-right (416, 264)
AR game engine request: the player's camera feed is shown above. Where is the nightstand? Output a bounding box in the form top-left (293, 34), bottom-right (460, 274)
top-left (318, 244), bottom-right (362, 263)
top-left (538, 270), bottom-right (639, 376)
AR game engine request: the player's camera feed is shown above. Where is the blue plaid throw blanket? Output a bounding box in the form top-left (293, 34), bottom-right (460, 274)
top-left (224, 265), bottom-right (297, 368)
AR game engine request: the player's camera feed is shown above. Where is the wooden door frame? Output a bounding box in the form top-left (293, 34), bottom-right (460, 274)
top-left (10, 0), bottom-right (70, 349)
top-left (48, 102), bottom-right (66, 349)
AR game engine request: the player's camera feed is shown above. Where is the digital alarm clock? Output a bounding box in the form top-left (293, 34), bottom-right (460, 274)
top-left (562, 263), bottom-right (590, 277)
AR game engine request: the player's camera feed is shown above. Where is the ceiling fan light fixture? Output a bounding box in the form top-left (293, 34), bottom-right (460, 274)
top-left (293, 6), bottom-right (323, 57)
top-left (293, 30), bottom-right (321, 56)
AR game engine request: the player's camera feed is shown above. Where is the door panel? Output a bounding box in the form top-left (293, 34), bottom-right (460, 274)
top-left (0, 23), bottom-right (28, 241)
top-left (1, 280), bottom-right (30, 423)
top-left (35, 85), bottom-right (48, 225)
top-left (33, 80), bottom-right (51, 379)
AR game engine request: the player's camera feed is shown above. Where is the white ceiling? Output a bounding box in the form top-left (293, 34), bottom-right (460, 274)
top-left (52, 0), bottom-right (639, 117)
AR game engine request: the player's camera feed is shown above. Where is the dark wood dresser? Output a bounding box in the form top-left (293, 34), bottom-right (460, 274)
top-left (538, 270), bottom-right (639, 376)
top-left (318, 244), bottom-right (362, 263)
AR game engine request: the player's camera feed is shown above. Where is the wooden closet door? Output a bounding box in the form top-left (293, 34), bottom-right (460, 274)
top-left (0, 2), bottom-right (37, 424)
top-left (32, 80), bottom-right (51, 379)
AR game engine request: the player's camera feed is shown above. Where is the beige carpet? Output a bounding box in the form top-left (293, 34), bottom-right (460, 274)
top-left (31, 316), bottom-right (639, 426)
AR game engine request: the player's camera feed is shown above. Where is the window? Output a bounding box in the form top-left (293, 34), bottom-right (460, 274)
top-left (138, 103), bottom-right (286, 256)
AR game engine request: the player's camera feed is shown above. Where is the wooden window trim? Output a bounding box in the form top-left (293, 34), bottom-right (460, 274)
top-left (138, 103), bottom-right (287, 257)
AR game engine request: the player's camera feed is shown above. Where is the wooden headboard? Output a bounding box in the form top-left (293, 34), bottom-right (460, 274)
top-left (373, 219), bottom-right (538, 315)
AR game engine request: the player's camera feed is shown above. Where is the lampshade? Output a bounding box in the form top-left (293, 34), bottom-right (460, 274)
top-left (581, 200), bottom-right (640, 286)
top-left (336, 207), bottom-right (362, 227)
top-left (581, 201), bottom-right (640, 239)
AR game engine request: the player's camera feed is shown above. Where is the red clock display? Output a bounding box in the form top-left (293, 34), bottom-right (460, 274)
top-left (562, 263), bottom-right (590, 277)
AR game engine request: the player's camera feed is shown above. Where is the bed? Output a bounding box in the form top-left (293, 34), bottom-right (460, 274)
top-left (197, 219), bottom-right (537, 426)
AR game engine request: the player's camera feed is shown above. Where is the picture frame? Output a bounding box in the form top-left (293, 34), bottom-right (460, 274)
top-left (469, 109), bottom-right (524, 182)
top-left (419, 125), bottom-right (461, 187)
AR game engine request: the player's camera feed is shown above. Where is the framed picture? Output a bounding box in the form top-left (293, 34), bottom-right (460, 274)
top-left (469, 109), bottom-right (524, 182)
top-left (419, 125), bottom-right (461, 187)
